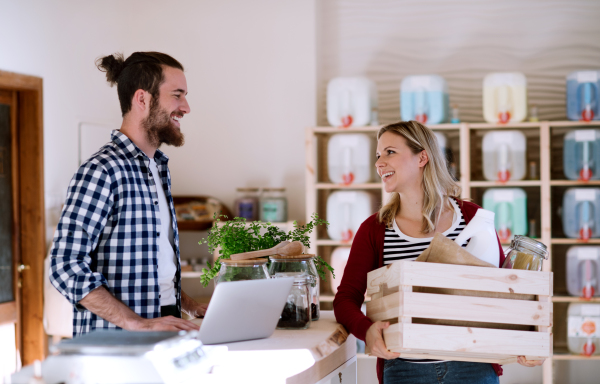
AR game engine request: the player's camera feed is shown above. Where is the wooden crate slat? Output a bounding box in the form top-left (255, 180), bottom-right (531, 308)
top-left (397, 351), bottom-right (518, 365)
top-left (367, 291), bottom-right (551, 326)
top-left (383, 323), bottom-right (551, 358)
top-left (365, 292), bottom-right (401, 323)
top-left (367, 261), bottom-right (552, 296)
top-left (403, 292), bottom-right (552, 326)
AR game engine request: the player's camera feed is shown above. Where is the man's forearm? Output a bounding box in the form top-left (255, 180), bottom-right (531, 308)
top-left (181, 290), bottom-right (206, 318)
top-left (79, 286), bottom-right (142, 330)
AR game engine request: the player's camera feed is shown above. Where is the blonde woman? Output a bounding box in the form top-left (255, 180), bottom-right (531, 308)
top-left (333, 121), bottom-right (543, 384)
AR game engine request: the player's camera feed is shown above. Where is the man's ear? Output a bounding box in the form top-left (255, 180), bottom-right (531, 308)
top-left (132, 89), bottom-right (151, 113)
top-left (418, 150), bottom-right (429, 168)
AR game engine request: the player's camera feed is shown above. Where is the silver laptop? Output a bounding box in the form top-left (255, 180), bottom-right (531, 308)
top-left (198, 277), bottom-right (294, 344)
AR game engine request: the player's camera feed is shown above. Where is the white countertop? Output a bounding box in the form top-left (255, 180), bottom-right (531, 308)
top-left (192, 311), bottom-right (357, 384)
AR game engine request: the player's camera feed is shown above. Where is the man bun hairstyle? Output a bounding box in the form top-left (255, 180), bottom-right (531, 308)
top-left (96, 51), bottom-right (184, 116)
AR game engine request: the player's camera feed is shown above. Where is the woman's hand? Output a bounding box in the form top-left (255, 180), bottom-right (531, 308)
top-left (366, 321), bottom-right (401, 360)
top-left (517, 356), bottom-right (545, 367)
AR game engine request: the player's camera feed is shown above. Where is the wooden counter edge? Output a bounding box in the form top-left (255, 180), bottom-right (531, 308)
top-left (287, 323), bottom-right (357, 384)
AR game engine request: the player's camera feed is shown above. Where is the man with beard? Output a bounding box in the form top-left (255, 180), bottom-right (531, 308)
top-left (50, 52), bottom-right (206, 336)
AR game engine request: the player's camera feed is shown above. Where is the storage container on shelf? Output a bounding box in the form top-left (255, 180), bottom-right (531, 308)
top-left (482, 188), bottom-right (528, 244)
top-left (269, 254), bottom-right (321, 321)
top-left (327, 77), bottom-right (378, 128)
top-left (482, 130), bottom-right (527, 182)
top-left (326, 191), bottom-right (376, 241)
top-left (433, 131), bottom-right (447, 157)
top-left (562, 188), bottom-right (600, 240)
top-left (400, 75), bottom-right (449, 125)
top-left (483, 72), bottom-right (527, 124)
top-left (563, 129), bottom-right (600, 181)
top-left (327, 133), bottom-right (374, 185)
top-left (567, 71), bottom-right (600, 122)
top-left (330, 247), bottom-right (351, 295)
top-left (566, 246), bottom-right (600, 299)
top-left (259, 188), bottom-right (287, 222)
top-left (234, 188), bottom-right (260, 220)
top-left (567, 303), bottom-right (600, 356)
top-left (216, 258), bottom-right (270, 284)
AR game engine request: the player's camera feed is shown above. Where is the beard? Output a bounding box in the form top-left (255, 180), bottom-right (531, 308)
top-left (142, 98), bottom-right (185, 148)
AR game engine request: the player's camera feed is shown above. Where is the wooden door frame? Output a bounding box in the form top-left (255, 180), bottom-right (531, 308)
top-left (0, 70), bottom-right (45, 365)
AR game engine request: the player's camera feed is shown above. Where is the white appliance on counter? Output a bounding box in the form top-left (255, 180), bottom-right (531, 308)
top-left (11, 330), bottom-right (225, 384)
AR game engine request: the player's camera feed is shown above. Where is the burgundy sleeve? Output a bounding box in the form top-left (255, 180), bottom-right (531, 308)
top-left (333, 217), bottom-right (379, 341)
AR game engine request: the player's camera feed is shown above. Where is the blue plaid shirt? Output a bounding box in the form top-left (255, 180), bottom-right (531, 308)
top-left (50, 130), bottom-right (181, 336)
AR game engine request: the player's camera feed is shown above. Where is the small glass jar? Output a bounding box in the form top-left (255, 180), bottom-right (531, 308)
top-left (276, 276), bottom-right (312, 330)
top-left (216, 258), bottom-right (270, 284)
top-left (260, 188), bottom-right (287, 222)
top-left (502, 235), bottom-right (548, 271)
top-left (269, 254), bottom-right (320, 321)
top-left (234, 188), bottom-right (260, 221)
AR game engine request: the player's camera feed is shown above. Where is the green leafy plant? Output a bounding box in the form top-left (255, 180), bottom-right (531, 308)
top-left (199, 213), bottom-right (334, 287)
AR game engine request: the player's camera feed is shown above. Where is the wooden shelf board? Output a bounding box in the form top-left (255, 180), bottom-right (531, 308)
top-left (320, 295), bottom-right (335, 302)
top-left (311, 123), bottom-right (460, 133)
top-left (316, 240), bottom-right (353, 246)
top-left (550, 180), bottom-right (600, 186)
top-left (548, 121), bottom-right (600, 128)
top-left (552, 296), bottom-right (600, 303)
top-left (181, 271), bottom-right (203, 278)
top-left (551, 238), bottom-right (600, 245)
top-left (312, 126), bottom-right (381, 134)
top-left (552, 347), bottom-right (600, 360)
top-left (469, 180), bottom-right (541, 187)
top-left (469, 122), bottom-right (544, 129)
top-left (316, 182), bottom-right (382, 190)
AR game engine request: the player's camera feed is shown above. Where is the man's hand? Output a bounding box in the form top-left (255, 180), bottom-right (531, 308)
top-left (366, 321), bottom-right (401, 360)
top-left (80, 286), bottom-right (199, 332)
top-left (517, 356), bottom-right (545, 367)
top-left (128, 316), bottom-right (199, 332)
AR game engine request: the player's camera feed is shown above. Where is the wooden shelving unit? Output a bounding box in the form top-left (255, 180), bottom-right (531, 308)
top-left (305, 120), bottom-right (600, 384)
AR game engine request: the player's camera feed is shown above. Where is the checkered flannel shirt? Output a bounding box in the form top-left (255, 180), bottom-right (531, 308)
top-left (50, 130), bottom-right (181, 336)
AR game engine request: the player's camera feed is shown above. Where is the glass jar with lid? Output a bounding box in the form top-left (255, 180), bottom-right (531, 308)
top-left (269, 254), bottom-right (320, 321)
top-left (501, 235), bottom-right (548, 271)
top-left (275, 276), bottom-right (312, 330)
top-left (216, 258), bottom-right (270, 284)
top-left (260, 188), bottom-right (287, 222)
top-left (234, 188), bottom-right (260, 221)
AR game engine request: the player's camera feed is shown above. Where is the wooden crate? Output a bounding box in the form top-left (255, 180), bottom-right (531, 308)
top-left (366, 261), bottom-right (553, 364)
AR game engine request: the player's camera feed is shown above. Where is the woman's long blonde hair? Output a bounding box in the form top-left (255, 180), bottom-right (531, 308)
top-left (377, 120), bottom-right (461, 233)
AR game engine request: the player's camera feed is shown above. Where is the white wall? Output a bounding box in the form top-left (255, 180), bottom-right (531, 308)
top-left (0, 0), bottom-right (317, 245)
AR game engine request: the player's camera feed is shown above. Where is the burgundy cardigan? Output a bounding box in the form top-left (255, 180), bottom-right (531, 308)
top-left (332, 199), bottom-right (506, 384)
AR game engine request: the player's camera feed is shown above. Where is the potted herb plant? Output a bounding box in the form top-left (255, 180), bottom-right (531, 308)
top-left (199, 213), bottom-right (334, 287)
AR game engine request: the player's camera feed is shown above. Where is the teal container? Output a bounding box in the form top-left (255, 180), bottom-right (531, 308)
top-left (563, 129), bottom-right (600, 181)
top-left (482, 188), bottom-right (528, 243)
top-left (562, 188), bottom-right (600, 240)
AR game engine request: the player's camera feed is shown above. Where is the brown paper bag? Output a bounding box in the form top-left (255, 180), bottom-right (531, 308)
top-left (412, 233), bottom-right (534, 331)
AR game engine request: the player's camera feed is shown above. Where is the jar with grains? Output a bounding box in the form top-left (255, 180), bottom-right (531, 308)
top-left (501, 235), bottom-right (548, 271)
top-left (216, 258), bottom-right (270, 284)
top-left (269, 254), bottom-right (320, 321)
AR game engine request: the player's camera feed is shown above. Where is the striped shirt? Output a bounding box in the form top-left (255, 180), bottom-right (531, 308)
top-left (383, 198), bottom-right (467, 363)
top-left (383, 198), bottom-right (467, 265)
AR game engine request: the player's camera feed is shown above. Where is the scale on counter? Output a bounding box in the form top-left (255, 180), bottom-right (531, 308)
top-left (11, 330), bottom-right (225, 384)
